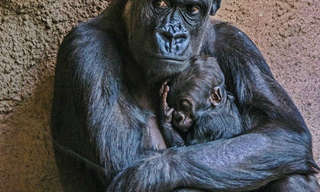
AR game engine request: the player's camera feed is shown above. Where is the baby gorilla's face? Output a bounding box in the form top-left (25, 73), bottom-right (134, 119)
top-left (171, 86), bottom-right (224, 133)
top-left (172, 98), bottom-right (195, 133)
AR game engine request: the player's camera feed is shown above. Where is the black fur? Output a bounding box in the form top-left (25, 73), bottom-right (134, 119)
top-left (51, 0), bottom-right (320, 191)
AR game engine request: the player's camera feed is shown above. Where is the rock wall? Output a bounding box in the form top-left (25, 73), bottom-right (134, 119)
top-left (0, 0), bottom-right (319, 191)
top-left (0, 1), bottom-right (110, 191)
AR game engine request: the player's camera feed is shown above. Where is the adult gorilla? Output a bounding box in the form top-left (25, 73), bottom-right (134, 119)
top-left (51, 0), bottom-right (319, 191)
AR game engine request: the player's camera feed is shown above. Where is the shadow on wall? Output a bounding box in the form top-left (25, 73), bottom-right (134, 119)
top-left (0, 77), bottom-right (62, 192)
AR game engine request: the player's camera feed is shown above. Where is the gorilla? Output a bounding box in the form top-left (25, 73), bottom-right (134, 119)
top-left (51, 0), bottom-right (320, 191)
top-left (159, 57), bottom-right (243, 147)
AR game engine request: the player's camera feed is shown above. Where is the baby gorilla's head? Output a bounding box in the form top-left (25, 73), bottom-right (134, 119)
top-left (171, 98), bottom-right (195, 132)
top-left (167, 57), bottom-right (226, 133)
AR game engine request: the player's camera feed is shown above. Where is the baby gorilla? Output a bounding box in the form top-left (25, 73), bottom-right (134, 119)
top-left (159, 57), bottom-right (243, 147)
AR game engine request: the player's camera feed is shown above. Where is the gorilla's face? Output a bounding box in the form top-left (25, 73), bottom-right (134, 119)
top-left (123, 0), bottom-right (220, 80)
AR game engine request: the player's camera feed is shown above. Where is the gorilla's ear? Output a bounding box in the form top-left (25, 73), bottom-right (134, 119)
top-left (209, 0), bottom-right (221, 15)
top-left (209, 86), bottom-right (223, 106)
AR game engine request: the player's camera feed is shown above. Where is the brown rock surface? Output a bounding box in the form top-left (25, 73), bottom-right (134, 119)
top-left (0, 0), bottom-right (110, 191)
top-left (0, 0), bottom-right (319, 191)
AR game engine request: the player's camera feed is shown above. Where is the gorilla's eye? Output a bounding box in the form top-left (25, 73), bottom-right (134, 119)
top-left (187, 5), bottom-right (201, 15)
top-left (154, 0), bottom-right (168, 9)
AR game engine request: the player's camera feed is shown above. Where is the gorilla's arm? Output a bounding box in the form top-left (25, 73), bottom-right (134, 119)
top-left (108, 129), bottom-right (315, 192)
top-left (106, 23), bottom-right (318, 191)
top-left (52, 20), bottom-right (162, 190)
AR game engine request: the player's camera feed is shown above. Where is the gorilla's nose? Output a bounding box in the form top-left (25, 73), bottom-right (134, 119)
top-left (161, 26), bottom-right (188, 40)
top-left (156, 25), bottom-right (190, 55)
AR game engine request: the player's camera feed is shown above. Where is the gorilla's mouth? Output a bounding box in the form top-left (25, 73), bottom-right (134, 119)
top-left (147, 52), bottom-right (191, 63)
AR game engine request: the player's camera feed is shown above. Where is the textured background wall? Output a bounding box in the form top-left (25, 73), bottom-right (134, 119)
top-left (0, 0), bottom-right (319, 191)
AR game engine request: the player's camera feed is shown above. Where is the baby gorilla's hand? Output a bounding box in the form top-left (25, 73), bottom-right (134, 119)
top-left (160, 81), bottom-right (174, 124)
top-left (159, 81), bottom-right (185, 147)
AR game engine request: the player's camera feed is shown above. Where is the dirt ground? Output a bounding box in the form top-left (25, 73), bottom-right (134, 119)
top-left (0, 0), bottom-right (319, 191)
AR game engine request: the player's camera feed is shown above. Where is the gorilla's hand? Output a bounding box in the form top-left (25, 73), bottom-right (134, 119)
top-left (106, 155), bottom-right (170, 192)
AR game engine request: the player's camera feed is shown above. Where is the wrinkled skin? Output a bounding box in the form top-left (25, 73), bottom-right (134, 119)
top-left (51, 0), bottom-right (320, 192)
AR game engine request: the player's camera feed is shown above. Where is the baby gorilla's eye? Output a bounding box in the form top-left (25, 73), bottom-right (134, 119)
top-left (154, 0), bottom-right (168, 9)
top-left (187, 5), bottom-right (201, 16)
top-left (180, 99), bottom-right (192, 111)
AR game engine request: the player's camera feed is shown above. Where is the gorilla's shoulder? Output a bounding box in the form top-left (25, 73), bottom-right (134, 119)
top-left (61, 18), bottom-right (120, 51)
top-left (210, 19), bottom-right (252, 44)
top-left (57, 18), bottom-right (123, 71)
top-left (209, 18), bottom-right (272, 76)
top-left (210, 19), bottom-right (264, 58)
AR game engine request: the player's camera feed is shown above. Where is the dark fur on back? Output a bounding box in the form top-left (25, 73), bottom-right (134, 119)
top-left (189, 95), bottom-right (243, 144)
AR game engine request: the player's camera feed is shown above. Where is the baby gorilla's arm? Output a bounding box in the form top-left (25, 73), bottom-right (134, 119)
top-left (159, 83), bottom-right (185, 147)
top-left (161, 123), bottom-right (185, 147)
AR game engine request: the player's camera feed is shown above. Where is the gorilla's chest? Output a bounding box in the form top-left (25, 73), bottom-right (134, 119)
top-left (144, 115), bottom-right (167, 150)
